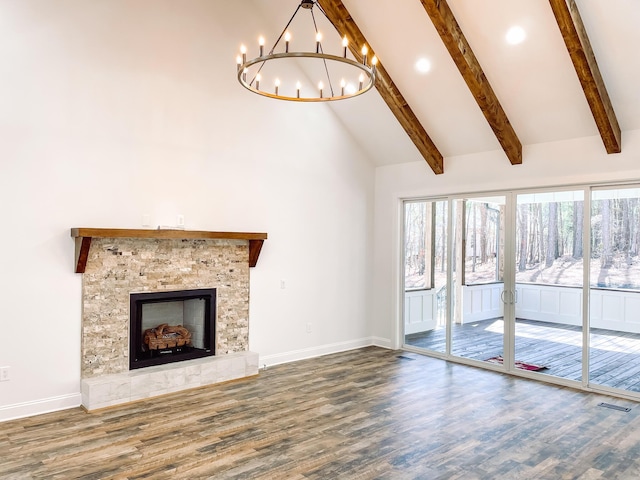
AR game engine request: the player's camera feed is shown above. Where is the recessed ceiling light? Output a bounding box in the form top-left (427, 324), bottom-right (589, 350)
top-left (415, 58), bottom-right (431, 74)
top-left (506, 26), bottom-right (526, 45)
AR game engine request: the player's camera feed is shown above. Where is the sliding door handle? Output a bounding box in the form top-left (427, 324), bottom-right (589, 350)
top-left (501, 289), bottom-right (516, 305)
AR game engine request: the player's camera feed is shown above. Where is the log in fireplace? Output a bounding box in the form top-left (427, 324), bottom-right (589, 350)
top-left (129, 288), bottom-right (216, 369)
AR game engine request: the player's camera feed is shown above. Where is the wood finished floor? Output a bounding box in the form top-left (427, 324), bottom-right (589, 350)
top-left (3, 346), bottom-right (640, 479)
top-left (406, 319), bottom-right (640, 391)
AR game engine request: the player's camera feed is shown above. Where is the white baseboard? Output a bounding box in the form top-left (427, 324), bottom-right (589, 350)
top-left (259, 337), bottom-right (379, 367)
top-left (371, 336), bottom-right (394, 349)
top-left (0, 393), bottom-right (82, 423)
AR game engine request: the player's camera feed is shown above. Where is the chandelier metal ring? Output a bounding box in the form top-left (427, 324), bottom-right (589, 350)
top-left (237, 52), bottom-right (376, 102)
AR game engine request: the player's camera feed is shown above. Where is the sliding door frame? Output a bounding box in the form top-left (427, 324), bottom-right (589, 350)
top-left (401, 181), bottom-right (640, 402)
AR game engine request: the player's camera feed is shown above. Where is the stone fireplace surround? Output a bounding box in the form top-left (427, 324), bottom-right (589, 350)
top-left (72, 228), bottom-right (266, 411)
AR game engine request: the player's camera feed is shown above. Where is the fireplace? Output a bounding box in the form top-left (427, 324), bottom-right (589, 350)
top-left (73, 228), bottom-right (266, 411)
top-left (130, 288), bottom-right (216, 369)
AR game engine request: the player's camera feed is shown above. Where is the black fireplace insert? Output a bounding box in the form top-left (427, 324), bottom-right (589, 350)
top-left (129, 288), bottom-right (216, 369)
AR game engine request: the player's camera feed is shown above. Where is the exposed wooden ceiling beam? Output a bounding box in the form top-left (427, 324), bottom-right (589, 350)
top-left (419, 0), bottom-right (522, 166)
top-left (318, 0), bottom-right (444, 175)
top-left (549, 0), bottom-right (621, 154)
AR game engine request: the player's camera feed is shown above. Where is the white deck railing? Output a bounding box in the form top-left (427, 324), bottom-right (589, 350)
top-left (405, 283), bottom-right (640, 334)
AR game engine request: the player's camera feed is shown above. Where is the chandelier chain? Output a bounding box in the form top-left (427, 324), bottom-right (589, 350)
top-left (249, 3), bottom-right (303, 87)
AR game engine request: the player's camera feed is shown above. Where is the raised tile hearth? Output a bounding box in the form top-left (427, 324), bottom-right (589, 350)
top-left (81, 351), bottom-right (258, 411)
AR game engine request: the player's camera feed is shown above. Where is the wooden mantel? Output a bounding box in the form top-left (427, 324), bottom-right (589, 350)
top-left (70, 228), bottom-right (267, 273)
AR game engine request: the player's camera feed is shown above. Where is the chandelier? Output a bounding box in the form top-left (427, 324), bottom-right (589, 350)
top-left (236, 0), bottom-right (377, 102)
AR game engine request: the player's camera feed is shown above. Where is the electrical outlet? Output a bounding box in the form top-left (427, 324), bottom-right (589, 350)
top-left (176, 214), bottom-right (185, 228)
top-left (142, 214), bottom-right (151, 227)
top-left (306, 323), bottom-right (312, 333)
top-left (0, 367), bottom-right (10, 382)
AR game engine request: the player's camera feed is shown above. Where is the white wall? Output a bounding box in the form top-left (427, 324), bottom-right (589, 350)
top-left (373, 130), bottom-right (640, 348)
top-left (0, 1), bottom-right (375, 421)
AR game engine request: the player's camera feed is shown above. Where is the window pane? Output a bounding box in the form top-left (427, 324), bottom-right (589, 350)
top-left (515, 197), bottom-right (583, 287)
top-left (464, 200), bottom-right (503, 285)
top-left (591, 189), bottom-right (640, 289)
top-left (404, 202), bottom-right (431, 290)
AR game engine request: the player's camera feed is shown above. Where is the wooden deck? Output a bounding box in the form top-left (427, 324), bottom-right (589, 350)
top-left (3, 347), bottom-right (640, 479)
top-left (405, 319), bottom-right (640, 392)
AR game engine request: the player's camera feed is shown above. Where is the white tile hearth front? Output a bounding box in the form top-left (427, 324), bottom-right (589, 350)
top-left (81, 351), bottom-right (259, 411)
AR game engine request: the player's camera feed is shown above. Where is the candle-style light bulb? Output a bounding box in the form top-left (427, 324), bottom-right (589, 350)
top-left (361, 45), bottom-right (368, 66)
top-left (340, 78), bottom-right (346, 96)
top-left (275, 78), bottom-right (280, 95)
top-left (342, 36), bottom-right (348, 57)
top-left (359, 73), bottom-right (364, 90)
top-left (259, 36), bottom-right (265, 56)
top-left (316, 32), bottom-right (322, 53)
top-left (240, 44), bottom-right (247, 63)
top-left (318, 81), bottom-right (324, 98)
top-left (296, 81), bottom-right (301, 98)
top-left (371, 55), bottom-right (378, 72)
top-left (256, 73), bottom-right (261, 90)
top-left (236, 55), bottom-right (242, 70)
top-left (285, 31), bottom-right (291, 53)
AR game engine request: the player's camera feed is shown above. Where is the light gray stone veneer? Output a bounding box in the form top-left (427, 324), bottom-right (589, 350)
top-left (81, 238), bottom-right (250, 378)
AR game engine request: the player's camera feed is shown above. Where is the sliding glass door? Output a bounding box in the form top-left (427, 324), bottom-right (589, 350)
top-left (403, 200), bottom-right (448, 354)
top-left (402, 185), bottom-right (640, 400)
top-left (514, 190), bottom-right (584, 381)
top-left (589, 186), bottom-right (640, 393)
top-left (451, 196), bottom-right (508, 364)
top-left (403, 194), bottom-right (512, 363)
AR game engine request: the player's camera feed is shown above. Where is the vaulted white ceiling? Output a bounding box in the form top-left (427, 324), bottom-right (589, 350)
top-left (248, 0), bottom-right (640, 170)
